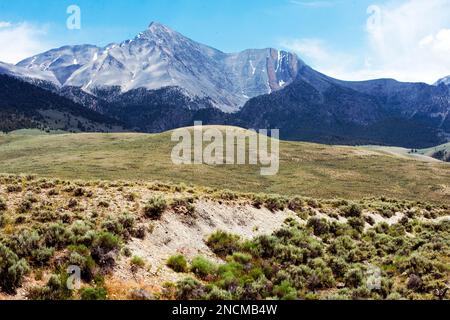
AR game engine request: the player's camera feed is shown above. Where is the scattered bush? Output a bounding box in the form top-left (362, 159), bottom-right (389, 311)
top-left (130, 256), bottom-right (146, 269)
top-left (167, 254), bottom-right (188, 273)
top-left (143, 197), bottom-right (167, 219)
top-left (93, 232), bottom-right (120, 253)
top-left (171, 197), bottom-right (195, 215)
top-left (206, 286), bottom-right (232, 300)
top-left (17, 199), bottom-right (32, 213)
top-left (0, 197), bottom-right (7, 211)
top-left (125, 192), bottom-right (138, 202)
top-left (206, 231), bottom-right (241, 257)
top-left (287, 197), bottom-right (304, 212)
top-left (79, 286), bottom-right (107, 300)
top-left (176, 277), bottom-right (205, 300)
top-left (32, 247), bottom-right (55, 266)
top-left (273, 280), bottom-right (297, 300)
top-left (251, 194), bottom-right (265, 209)
top-left (73, 187), bottom-right (85, 197)
top-left (7, 185), bottom-right (22, 193)
top-left (0, 243), bottom-right (30, 294)
top-left (407, 274), bottom-right (423, 292)
top-left (307, 217), bottom-right (330, 236)
top-left (42, 223), bottom-right (73, 249)
top-left (342, 204), bottom-right (362, 217)
top-left (67, 198), bottom-right (78, 208)
top-left (264, 195), bottom-right (288, 212)
top-left (68, 246), bottom-right (96, 281)
top-left (132, 225), bottom-right (147, 239)
top-left (27, 274), bottom-right (71, 300)
top-left (348, 217), bottom-right (366, 233)
top-left (344, 268), bottom-right (364, 289)
top-left (0, 213), bottom-right (5, 228)
top-left (190, 256), bottom-right (217, 279)
top-left (215, 190), bottom-right (238, 201)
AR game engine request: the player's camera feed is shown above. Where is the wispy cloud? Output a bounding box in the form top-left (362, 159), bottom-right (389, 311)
top-left (282, 0), bottom-right (450, 84)
top-left (289, 0), bottom-right (336, 8)
top-left (0, 21), bottom-right (53, 64)
top-left (0, 22), bottom-right (12, 28)
top-left (281, 38), bottom-right (358, 79)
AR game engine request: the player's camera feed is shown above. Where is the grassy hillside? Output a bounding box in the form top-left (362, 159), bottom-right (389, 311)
top-left (418, 143), bottom-right (450, 162)
top-left (0, 128), bottom-right (449, 203)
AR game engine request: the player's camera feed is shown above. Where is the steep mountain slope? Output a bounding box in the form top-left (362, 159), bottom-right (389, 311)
top-left (94, 87), bottom-right (229, 132)
top-left (1, 22), bottom-right (449, 148)
top-left (435, 76), bottom-right (450, 86)
top-left (0, 62), bottom-right (59, 88)
top-left (0, 74), bottom-right (125, 132)
top-left (16, 22), bottom-right (300, 112)
top-left (235, 66), bottom-right (450, 148)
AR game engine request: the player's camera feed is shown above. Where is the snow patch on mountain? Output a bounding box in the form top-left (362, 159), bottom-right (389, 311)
top-left (13, 22), bottom-right (302, 112)
top-left (0, 61), bottom-right (59, 84)
top-left (435, 76), bottom-right (450, 86)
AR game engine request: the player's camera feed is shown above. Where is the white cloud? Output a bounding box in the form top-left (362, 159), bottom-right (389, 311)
top-left (0, 22), bottom-right (12, 28)
top-left (289, 1), bottom-right (335, 8)
top-left (0, 21), bottom-right (52, 64)
top-left (280, 38), bottom-right (357, 79)
top-left (282, 0), bottom-right (450, 84)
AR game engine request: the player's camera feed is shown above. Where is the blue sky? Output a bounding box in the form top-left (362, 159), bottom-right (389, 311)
top-left (1, 0), bottom-right (450, 83)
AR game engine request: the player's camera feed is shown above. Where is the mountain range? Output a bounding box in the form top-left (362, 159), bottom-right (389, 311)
top-left (0, 22), bottom-right (449, 148)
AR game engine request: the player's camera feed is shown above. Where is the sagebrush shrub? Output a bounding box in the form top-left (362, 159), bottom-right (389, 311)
top-left (171, 197), bottom-right (195, 215)
top-left (130, 256), bottom-right (146, 269)
top-left (190, 256), bottom-right (217, 279)
top-left (0, 243), bottom-right (30, 294)
top-left (215, 190), bottom-right (238, 201)
top-left (31, 247), bottom-right (54, 266)
top-left (206, 286), bottom-right (232, 300)
top-left (27, 274), bottom-right (72, 300)
top-left (0, 197), bottom-right (7, 211)
top-left (348, 217), bottom-right (366, 233)
top-left (307, 217), bottom-right (330, 236)
top-left (68, 245), bottom-right (96, 278)
top-left (273, 280), bottom-right (297, 300)
top-left (17, 199), bottom-right (32, 213)
top-left (143, 197), bottom-right (167, 219)
top-left (73, 187), bottom-right (85, 197)
top-left (118, 213), bottom-right (135, 232)
top-left (7, 185), bottom-right (22, 193)
top-left (206, 231), bottom-right (241, 257)
top-left (251, 194), bottom-right (265, 209)
top-left (79, 287), bottom-right (107, 300)
top-left (0, 213), bottom-right (5, 228)
top-left (8, 229), bottom-right (41, 257)
top-left (231, 252), bottom-right (252, 264)
top-left (93, 232), bottom-right (120, 253)
top-left (264, 195), bottom-right (288, 212)
top-left (167, 254), bottom-right (188, 273)
top-left (176, 277), bottom-right (204, 300)
top-left (344, 268), bottom-right (364, 289)
top-left (287, 197), bottom-right (304, 212)
top-left (41, 223), bottom-right (73, 249)
top-left (342, 204), bottom-right (362, 217)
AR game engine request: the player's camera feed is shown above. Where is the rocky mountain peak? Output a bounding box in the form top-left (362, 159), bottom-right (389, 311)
top-left (435, 76), bottom-right (450, 86)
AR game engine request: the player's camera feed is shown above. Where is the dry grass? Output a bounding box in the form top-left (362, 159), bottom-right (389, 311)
top-left (0, 128), bottom-right (449, 204)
